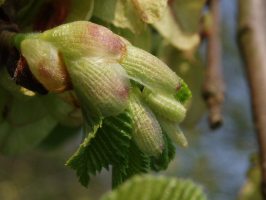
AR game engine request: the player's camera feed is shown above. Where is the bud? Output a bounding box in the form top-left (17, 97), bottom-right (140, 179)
top-left (142, 88), bottom-right (186, 123)
top-left (65, 57), bottom-right (130, 117)
top-left (120, 45), bottom-right (180, 93)
top-left (21, 39), bottom-right (70, 93)
top-left (128, 90), bottom-right (164, 156)
top-left (158, 118), bottom-right (188, 147)
top-left (39, 21), bottom-right (126, 60)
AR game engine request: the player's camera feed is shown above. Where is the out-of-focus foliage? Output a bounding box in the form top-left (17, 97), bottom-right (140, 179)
top-left (238, 155), bottom-right (262, 200)
top-left (101, 175), bottom-right (207, 200)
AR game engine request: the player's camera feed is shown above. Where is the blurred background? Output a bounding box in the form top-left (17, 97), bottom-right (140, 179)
top-left (0, 0), bottom-right (259, 200)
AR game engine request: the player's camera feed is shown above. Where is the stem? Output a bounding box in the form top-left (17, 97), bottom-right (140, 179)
top-left (202, 0), bottom-right (225, 129)
top-left (238, 0), bottom-right (266, 198)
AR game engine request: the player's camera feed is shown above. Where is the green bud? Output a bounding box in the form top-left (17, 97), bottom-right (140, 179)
top-left (120, 45), bottom-right (180, 93)
top-left (21, 39), bottom-right (70, 93)
top-left (128, 90), bottom-right (164, 156)
top-left (65, 57), bottom-right (130, 117)
top-left (158, 118), bottom-right (188, 147)
top-left (39, 21), bottom-right (126, 60)
top-left (142, 88), bottom-right (186, 123)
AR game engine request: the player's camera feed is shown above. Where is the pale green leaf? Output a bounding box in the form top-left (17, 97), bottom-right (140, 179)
top-left (153, 7), bottom-right (200, 51)
top-left (131, 0), bottom-right (167, 23)
top-left (101, 175), bottom-right (207, 200)
top-left (93, 0), bottom-right (145, 33)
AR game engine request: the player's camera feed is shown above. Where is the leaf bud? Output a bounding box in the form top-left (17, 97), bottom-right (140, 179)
top-left (128, 90), bottom-right (164, 156)
top-left (158, 118), bottom-right (188, 147)
top-left (39, 21), bottom-right (126, 60)
top-left (65, 57), bottom-right (130, 117)
top-left (120, 45), bottom-right (180, 93)
top-left (21, 39), bottom-right (70, 93)
top-left (142, 88), bottom-right (186, 123)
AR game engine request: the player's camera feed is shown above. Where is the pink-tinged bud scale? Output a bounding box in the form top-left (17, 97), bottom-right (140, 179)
top-left (21, 39), bottom-right (70, 93)
top-left (39, 21), bottom-right (127, 60)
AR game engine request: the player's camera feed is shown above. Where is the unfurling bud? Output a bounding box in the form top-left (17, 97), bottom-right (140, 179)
top-left (65, 57), bottom-right (130, 117)
top-left (158, 118), bottom-right (188, 147)
top-left (142, 89), bottom-right (186, 123)
top-left (39, 21), bottom-right (126, 60)
top-left (120, 45), bottom-right (180, 93)
top-left (128, 90), bottom-right (164, 156)
top-left (21, 39), bottom-right (70, 93)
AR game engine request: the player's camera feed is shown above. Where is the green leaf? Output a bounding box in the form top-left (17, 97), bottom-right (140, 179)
top-left (175, 79), bottom-right (192, 104)
top-left (150, 134), bottom-right (175, 171)
top-left (101, 175), bottom-right (207, 200)
top-left (131, 0), bottom-right (167, 24)
top-left (112, 141), bottom-right (150, 188)
top-left (66, 0), bottom-right (94, 22)
top-left (93, 0), bottom-right (145, 33)
top-left (153, 7), bottom-right (200, 51)
top-left (66, 111), bottom-right (132, 187)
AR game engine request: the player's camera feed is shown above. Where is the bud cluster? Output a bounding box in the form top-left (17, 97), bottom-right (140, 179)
top-left (18, 21), bottom-right (191, 156)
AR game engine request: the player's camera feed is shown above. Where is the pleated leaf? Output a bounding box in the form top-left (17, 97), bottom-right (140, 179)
top-left (66, 111), bottom-right (132, 187)
top-left (101, 175), bottom-right (207, 200)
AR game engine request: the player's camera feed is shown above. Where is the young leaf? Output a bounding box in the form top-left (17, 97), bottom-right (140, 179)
top-left (150, 134), bottom-right (176, 171)
top-left (112, 141), bottom-right (150, 188)
top-left (93, 0), bottom-right (144, 33)
top-left (101, 175), bottom-right (207, 200)
top-left (66, 111), bottom-right (132, 187)
top-left (153, 7), bottom-right (200, 51)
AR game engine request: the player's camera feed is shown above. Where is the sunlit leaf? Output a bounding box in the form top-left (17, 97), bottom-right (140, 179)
top-left (153, 7), bottom-right (200, 51)
top-left (93, 0), bottom-right (145, 33)
top-left (131, 0), bottom-right (167, 24)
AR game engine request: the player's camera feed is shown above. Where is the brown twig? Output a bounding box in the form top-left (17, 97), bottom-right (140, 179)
top-left (238, 0), bottom-right (266, 198)
top-left (202, 0), bottom-right (225, 129)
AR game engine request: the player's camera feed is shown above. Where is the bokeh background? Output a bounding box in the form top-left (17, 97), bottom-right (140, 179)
top-left (0, 0), bottom-right (258, 200)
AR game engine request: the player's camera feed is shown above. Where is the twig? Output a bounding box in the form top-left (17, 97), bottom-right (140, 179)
top-left (238, 0), bottom-right (266, 198)
top-left (202, 0), bottom-right (225, 129)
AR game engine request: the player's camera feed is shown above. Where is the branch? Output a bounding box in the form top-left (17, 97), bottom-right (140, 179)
top-left (238, 0), bottom-right (266, 198)
top-left (202, 0), bottom-right (225, 129)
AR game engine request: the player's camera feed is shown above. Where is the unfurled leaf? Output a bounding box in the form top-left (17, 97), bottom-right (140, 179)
top-left (101, 175), bottom-right (207, 200)
top-left (153, 7), bottom-right (200, 51)
top-left (66, 111), bottom-right (132, 187)
top-left (93, 0), bottom-right (144, 33)
top-left (112, 141), bottom-right (150, 188)
top-left (131, 0), bottom-right (167, 23)
top-left (66, 0), bottom-right (94, 22)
